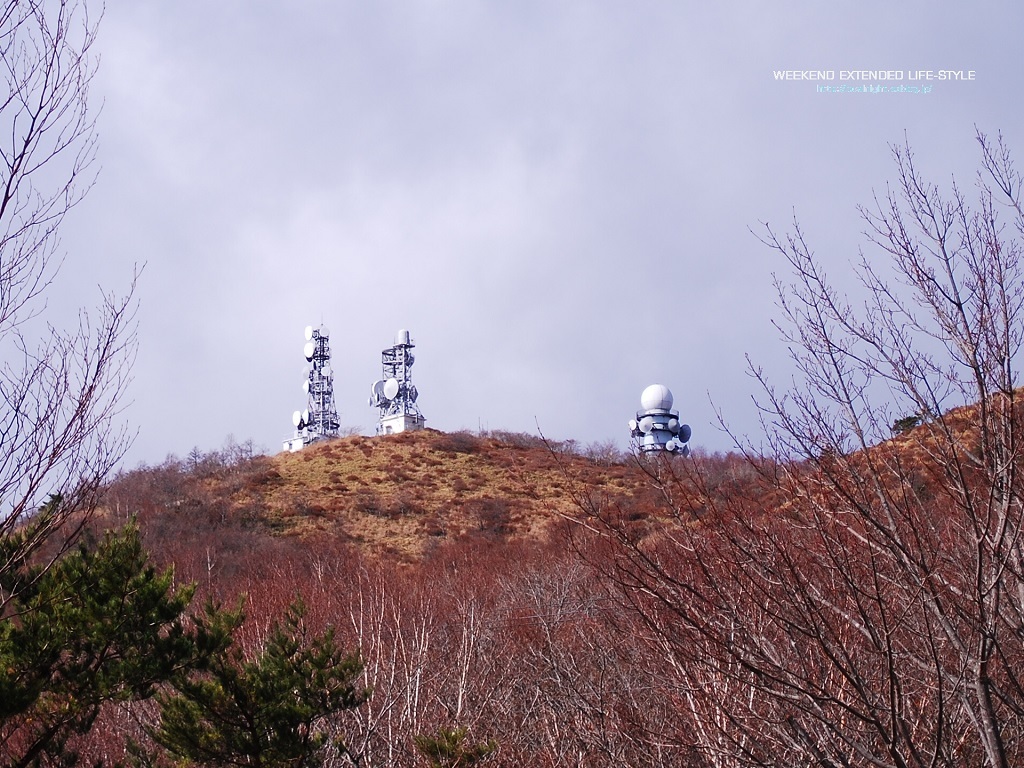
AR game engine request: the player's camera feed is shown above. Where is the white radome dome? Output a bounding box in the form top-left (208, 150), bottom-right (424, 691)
top-left (640, 383), bottom-right (673, 412)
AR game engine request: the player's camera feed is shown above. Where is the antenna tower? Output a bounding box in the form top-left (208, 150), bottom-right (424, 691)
top-left (369, 329), bottom-right (425, 435)
top-left (283, 324), bottom-right (340, 452)
top-left (629, 384), bottom-right (691, 455)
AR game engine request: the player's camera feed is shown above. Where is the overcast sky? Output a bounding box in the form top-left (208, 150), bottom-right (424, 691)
top-left (50, 1), bottom-right (1024, 466)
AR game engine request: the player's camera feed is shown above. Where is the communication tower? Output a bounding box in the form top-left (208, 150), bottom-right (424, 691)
top-left (369, 329), bottom-right (425, 435)
top-left (629, 384), bottom-right (691, 455)
top-left (283, 325), bottom-right (341, 452)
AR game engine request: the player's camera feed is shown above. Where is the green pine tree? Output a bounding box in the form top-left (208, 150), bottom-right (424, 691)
top-left (0, 516), bottom-right (231, 767)
top-left (152, 599), bottom-right (367, 768)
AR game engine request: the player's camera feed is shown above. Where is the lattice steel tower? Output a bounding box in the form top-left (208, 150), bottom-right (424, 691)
top-left (369, 329), bottom-right (425, 435)
top-left (283, 324), bottom-right (340, 451)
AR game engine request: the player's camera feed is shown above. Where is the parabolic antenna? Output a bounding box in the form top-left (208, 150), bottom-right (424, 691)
top-left (320, 325), bottom-right (330, 338)
top-left (666, 441), bottom-right (677, 452)
top-left (304, 325), bottom-right (314, 341)
top-left (302, 409), bottom-right (310, 424)
top-left (303, 341), bottom-right (315, 360)
top-left (678, 424), bottom-right (692, 443)
top-left (668, 418), bottom-right (679, 431)
top-left (302, 380), bottom-right (310, 393)
top-left (292, 410), bottom-right (302, 427)
top-left (372, 380), bottom-right (385, 398)
top-left (383, 378), bottom-right (399, 400)
top-left (321, 365), bottom-right (332, 377)
top-left (628, 418), bottom-right (638, 431)
top-left (640, 384), bottom-right (673, 412)
top-left (639, 416), bottom-right (655, 434)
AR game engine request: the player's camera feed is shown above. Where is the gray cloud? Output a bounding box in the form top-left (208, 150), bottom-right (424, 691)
top-left (50, 1), bottom-right (1024, 465)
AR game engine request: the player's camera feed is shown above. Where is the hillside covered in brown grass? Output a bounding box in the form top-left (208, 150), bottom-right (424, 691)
top-left (100, 428), bottom-right (697, 566)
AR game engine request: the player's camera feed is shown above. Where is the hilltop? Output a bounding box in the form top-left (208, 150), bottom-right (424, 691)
top-left (99, 402), bottom-right (988, 570)
top-left (100, 428), bottom-right (694, 565)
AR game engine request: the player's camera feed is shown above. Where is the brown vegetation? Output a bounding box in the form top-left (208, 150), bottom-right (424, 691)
top-left (69, 431), bottom-right (728, 766)
top-left (73, 396), bottom-right (1017, 767)
top-left (99, 430), bottom-right (670, 565)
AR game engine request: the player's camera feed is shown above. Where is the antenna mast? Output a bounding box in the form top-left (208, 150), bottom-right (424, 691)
top-left (629, 384), bottom-right (691, 454)
top-left (284, 324), bottom-right (340, 452)
top-left (369, 329), bottom-right (425, 435)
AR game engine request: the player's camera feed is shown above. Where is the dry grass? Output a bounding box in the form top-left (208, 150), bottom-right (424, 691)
top-left (209, 430), bottom-right (664, 560)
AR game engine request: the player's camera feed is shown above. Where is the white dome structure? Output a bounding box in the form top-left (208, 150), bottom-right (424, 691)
top-left (629, 383), bottom-right (691, 455)
top-left (640, 383), bottom-right (674, 412)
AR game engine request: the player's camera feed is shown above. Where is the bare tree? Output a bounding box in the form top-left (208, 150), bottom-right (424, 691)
top-left (0, 0), bottom-right (136, 601)
top-left (578, 132), bottom-right (1024, 767)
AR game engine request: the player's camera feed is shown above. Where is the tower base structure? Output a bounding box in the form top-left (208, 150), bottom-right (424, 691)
top-left (378, 413), bottom-right (426, 436)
